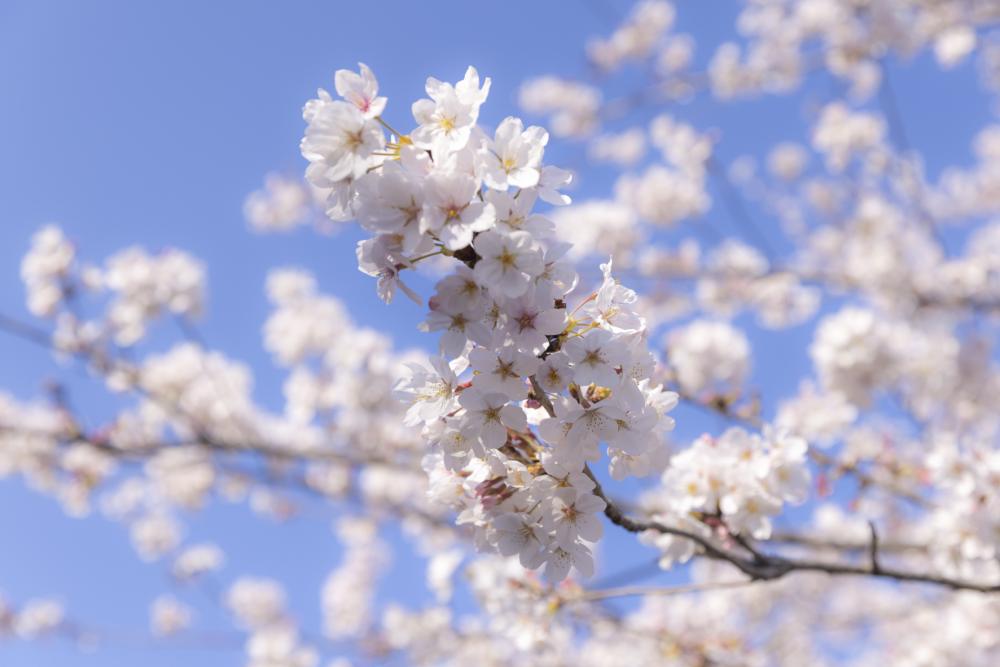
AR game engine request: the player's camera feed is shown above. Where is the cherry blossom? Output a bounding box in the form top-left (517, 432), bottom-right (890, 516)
top-left (6, 3), bottom-right (1000, 665)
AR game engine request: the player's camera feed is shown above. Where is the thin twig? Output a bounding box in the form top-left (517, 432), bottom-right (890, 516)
top-left (868, 520), bottom-right (882, 575)
top-left (574, 579), bottom-right (753, 602)
top-left (586, 465), bottom-right (1000, 593)
top-left (529, 375), bottom-right (557, 418)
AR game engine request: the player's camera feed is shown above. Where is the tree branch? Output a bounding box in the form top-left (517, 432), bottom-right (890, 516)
top-left (587, 465), bottom-right (1000, 593)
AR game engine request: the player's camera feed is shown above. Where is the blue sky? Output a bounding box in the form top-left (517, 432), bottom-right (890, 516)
top-left (0, 1), bottom-right (992, 665)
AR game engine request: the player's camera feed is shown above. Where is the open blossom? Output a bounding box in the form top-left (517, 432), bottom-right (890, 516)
top-left (547, 487), bottom-right (606, 546)
top-left (421, 297), bottom-right (491, 359)
top-left (335, 61), bottom-right (386, 118)
top-left (457, 388), bottom-right (527, 448)
top-left (411, 66), bottom-right (490, 156)
top-left (536, 164), bottom-right (574, 206)
top-left (583, 258), bottom-right (645, 334)
top-left (354, 162), bottom-right (426, 244)
top-left (563, 400), bottom-right (627, 446)
top-left (488, 189), bottom-right (555, 236)
top-left (301, 96), bottom-right (384, 185)
top-left (492, 511), bottom-right (547, 568)
top-left (544, 540), bottom-right (595, 581)
top-left (811, 102), bottom-right (886, 173)
top-left (245, 627), bottom-right (317, 667)
top-left (420, 173), bottom-right (496, 250)
top-left (502, 294), bottom-right (566, 353)
top-left (472, 230), bottom-right (544, 298)
top-left (356, 234), bottom-right (423, 305)
top-left (479, 116), bottom-right (548, 190)
top-left (563, 328), bottom-right (629, 388)
top-left (469, 346), bottom-right (539, 399)
top-left (395, 356), bottom-right (468, 426)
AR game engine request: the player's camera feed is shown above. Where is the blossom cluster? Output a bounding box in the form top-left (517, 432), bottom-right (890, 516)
top-left (660, 427), bottom-right (810, 541)
top-left (300, 63), bottom-right (681, 580)
top-left (8, 1), bottom-right (1000, 665)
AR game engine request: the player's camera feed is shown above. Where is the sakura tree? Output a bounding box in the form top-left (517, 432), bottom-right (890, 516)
top-left (3, 1), bottom-right (1000, 665)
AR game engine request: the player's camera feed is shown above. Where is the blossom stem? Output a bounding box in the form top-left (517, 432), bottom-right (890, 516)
top-left (408, 249), bottom-right (444, 265)
top-left (375, 116), bottom-right (406, 138)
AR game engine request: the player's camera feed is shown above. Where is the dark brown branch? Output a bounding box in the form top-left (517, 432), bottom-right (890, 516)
top-left (586, 465), bottom-right (1000, 593)
top-left (868, 521), bottom-right (882, 575)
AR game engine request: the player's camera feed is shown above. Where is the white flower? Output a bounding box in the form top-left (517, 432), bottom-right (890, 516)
top-left (563, 400), bottom-right (626, 445)
top-left (431, 265), bottom-right (486, 313)
top-left (354, 162), bottom-right (425, 249)
top-left (502, 295), bottom-right (566, 354)
top-left (356, 235), bottom-right (423, 305)
top-left (539, 455), bottom-right (596, 491)
top-left (776, 382), bottom-right (857, 447)
top-left (640, 515), bottom-right (710, 570)
top-left (411, 66), bottom-right (491, 157)
top-left (301, 96), bottom-right (384, 185)
top-left (458, 388), bottom-right (527, 448)
top-left (472, 230), bottom-right (544, 298)
top-left (395, 356), bottom-right (468, 426)
top-left (479, 116), bottom-right (548, 190)
top-left (811, 102), bottom-right (886, 173)
top-left (548, 487), bottom-right (606, 547)
top-left (421, 299), bottom-right (491, 359)
top-left (535, 165), bottom-right (574, 205)
top-left (563, 328), bottom-right (629, 388)
top-left (544, 541), bottom-right (595, 581)
top-left (761, 428), bottom-right (811, 504)
top-left (536, 352), bottom-right (573, 394)
top-left (934, 26), bottom-right (976, 69)
top-left (469, 346), bottom-right (539, 399)
top-left (487, 189), bottom-right (555, 237)
top-left (109, 247), bottom-right (205, 343)
top-left (492, 512), bottom-right (547, 568)
top-left (582, 258), bottom-right (645, 334)
top-left (244, 174), bottom-right (321, 233)
top-left (720, 488), bottom-right (781, 539)
top-left (129, 513), bottom-right (181, 561)
top-left (420, 173), bottom-right (496, 250)
top-left (334, 62), bottom-right (386, 118)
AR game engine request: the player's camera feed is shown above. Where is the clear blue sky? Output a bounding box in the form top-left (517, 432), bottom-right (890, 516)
top-left (0, 2), bottom-right (990, 665)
